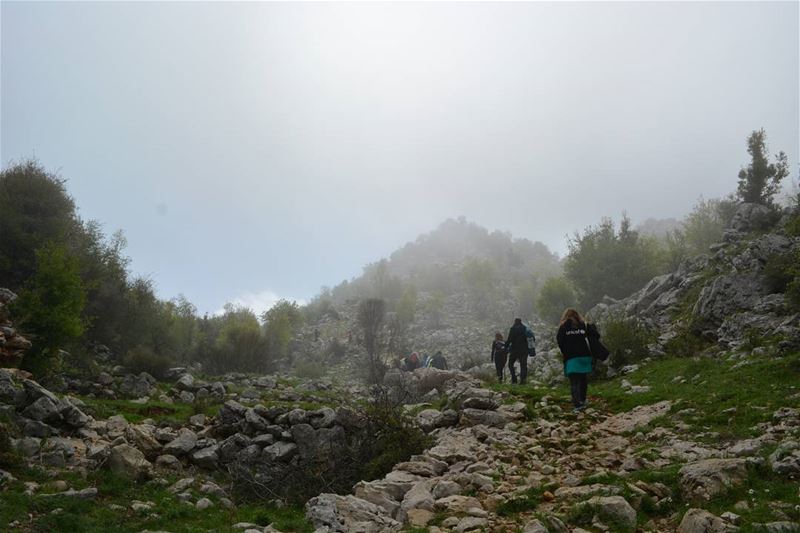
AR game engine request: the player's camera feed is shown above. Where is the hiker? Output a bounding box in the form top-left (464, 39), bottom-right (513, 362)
top-left (556, 308), bottom-right (599, 412)
top-left (430, 351), bottom-right (448, 370)
top-left (403, 351), bottom-right (421, 371)
top-left (421, 353), bottom-right (432, 368)
top-left (491, 332), bottom-right (508, 382)
top-left (505, 318), bottom-right (529, 384)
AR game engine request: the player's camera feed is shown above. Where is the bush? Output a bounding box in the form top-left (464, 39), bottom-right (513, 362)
top-left (229, 389), bottom-right (430, 504)
top-left (123, 345), bottom-right (174, 380)
top-left (564, 215), bottom-right (663, 309)
top-left (536, 276), bottom-right (577, 324)
top-left (600, 315), bottom-right (653, 369)
top-left (12, 243), bottom-right (87, 376)
top-left (360, 396), bottom-right (432, 481)
top-left (764, 250), bottom-right (800, 311)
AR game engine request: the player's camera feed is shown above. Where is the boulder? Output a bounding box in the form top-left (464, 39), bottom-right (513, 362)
top-left (578, 496), bottom-right (637, 529)
top-left (216, 400), bottom-right (247, 436)
top-left (416, 409), bottom-right (458, 433)
top-left (728, 202), bottom-right (774, 232)
top-left (678, 508), bottom-right (739, 533)
top-left (290, 423), bottom-right (346, 462)
top-left (353, 481), bottom-right (402, 516)
top-left (119, 373), bottom-right (156, 397)
top-left (175, 374), bottom-right (196, 391)
top-left (768, 440), bottom-right (800, 476)
top-left (262, 441), bottom-right (297, 462)
top-left (22, 379), bottom-right (60, 405)
top-left (163, 428), bottom-right (198, 456)
top-left (523, 519), bottom-right (550, 533)
top-left (108, 444), bottom-right (152, 479)
top-left (305, 493), bottom-right (401, 532)
top-left (22, 396), bottom-right (61, 423)
top-left (459, 408), bottom-right (507, 428)
top-left (309, 407), bottom-right (337, 429)
top-left (679, 458), bottom-right (748, 501)
top-left (190, 445), bottom-right (219, 469)
top-left (398, 480), bottom-right (435, 523)
top-left (59, 398), bottom-right (89, 428)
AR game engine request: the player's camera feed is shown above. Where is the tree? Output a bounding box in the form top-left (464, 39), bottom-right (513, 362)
top-left (214, 305), bottom-right (270, 373)
top-left (12, 243), bottom-right (86, 375)
top-left (737, 129), bottom-right (789, 206)
top-left (263, 299), bottom-right (304, 365)
top-left (388, 286), bottom-right (417, 356)
top-left (0, 160), bottom-right (79, 290)
top-left (536, 277), bottom-right (577, 324)
top-left (424, 291), bottom-right (445, 328)
top-left (358, 298), bottom-right (386, 385)
top-left (564, 215), bottom-right (663, 309)
top-left (462, 258), bottom-right (496, 318)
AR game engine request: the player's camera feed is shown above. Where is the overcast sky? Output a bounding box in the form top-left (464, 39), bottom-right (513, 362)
top-left (2, 1), bottom-right (798, 315)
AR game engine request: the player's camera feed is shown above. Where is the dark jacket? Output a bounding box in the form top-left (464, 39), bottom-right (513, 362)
top-left (557, 320), bottom-right (599, 361)
top-left (491, 340), bottom-right (507, 362)
top-left (505, 322), bottom-right (528, 357)
top-left (431, 353), bottom-right (447, 370)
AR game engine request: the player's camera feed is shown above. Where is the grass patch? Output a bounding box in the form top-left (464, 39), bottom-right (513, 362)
top-left (496, 485), bottom-right (551, 517)
top-left (0, 468), bottom-right (312, 532)
top-left (590, 351), bottom-right (800, 441)
top-left (78, 397), bottom-right (222, 425)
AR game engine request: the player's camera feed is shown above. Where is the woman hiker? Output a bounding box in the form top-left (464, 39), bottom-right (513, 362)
top-left (556, 308), bottom-right (600, 412)
top-left (491, 332), bottom-right (508, 383)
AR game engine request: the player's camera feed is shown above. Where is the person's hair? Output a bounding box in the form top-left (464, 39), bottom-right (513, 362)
top-left (495, 331), bottom-right (503, 341)
top-left (514, 318), bottom-right (522, 325)
top-left (560, 308), bottom-right (584, 326)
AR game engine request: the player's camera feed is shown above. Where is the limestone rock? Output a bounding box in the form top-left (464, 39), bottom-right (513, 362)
top-left (305, 493), bottom-right (401, 532)
top-left (108, 444), bottom-right (152, 479)
top-left (163, 428), bottom-right (198, 456)
top-left (678, 508), bottom-right (740, 533)
top-left (679, 458), bottom-right (748, 501)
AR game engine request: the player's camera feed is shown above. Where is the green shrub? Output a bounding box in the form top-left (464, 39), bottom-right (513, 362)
top-left (785, 211), bottom-right (800, 237)
top-left (763, 250), bottom-right (800, 311)
top-left (230, 392), bottom-right (430, 505)
top-left (361, 398), bottom-right (433, 481)
top-left (496, 486), bottom-right (549, 516)
top-left (536, 276), bottom-right (577, 324)
top-left (123, 345), bottom-right (173, 380)
top-left (12, 243), bottom-right (86, 376)
top-left (600, 314), bottom-right (654, 368)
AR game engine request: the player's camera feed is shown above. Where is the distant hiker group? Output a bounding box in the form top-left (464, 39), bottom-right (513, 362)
top-left (493, 309), bottom-right (609, 413)
top-left (491, 317), bottom-right (536, 385)
top-left (400, 350), bottom-right (448, 371)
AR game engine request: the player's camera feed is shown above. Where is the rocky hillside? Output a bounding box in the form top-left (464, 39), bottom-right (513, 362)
top-left (588, 202), bottom-right (800, 355)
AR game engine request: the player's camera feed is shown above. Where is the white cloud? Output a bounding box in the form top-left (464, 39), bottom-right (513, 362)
top-left (215, 290), bottom-right (306, 317)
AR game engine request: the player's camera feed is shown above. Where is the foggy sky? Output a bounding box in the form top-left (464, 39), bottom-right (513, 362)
top-left (2, 1), bottom-right (798, 315)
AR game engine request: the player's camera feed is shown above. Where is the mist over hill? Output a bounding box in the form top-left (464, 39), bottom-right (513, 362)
top-left (319, 217), bottom-right (561, 318)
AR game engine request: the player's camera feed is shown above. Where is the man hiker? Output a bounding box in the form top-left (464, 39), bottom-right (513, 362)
top-left (505, 318), bottom-right (529, 384)
top-left (430, 351), bottom-right (448, 370)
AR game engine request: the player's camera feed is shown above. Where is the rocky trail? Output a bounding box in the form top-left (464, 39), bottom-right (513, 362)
top-left (306, 368), bottom-right (800, 533)
top-left (1, 353), bottom-right (799, 533)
